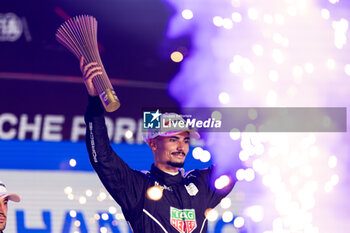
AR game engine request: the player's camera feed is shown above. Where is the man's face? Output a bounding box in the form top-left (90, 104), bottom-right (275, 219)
top-left (0, 197), bottom-right (8, 231)
top-left (150, 132), bottom-right (190, 172)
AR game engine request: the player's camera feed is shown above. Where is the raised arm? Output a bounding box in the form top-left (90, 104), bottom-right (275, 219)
top-left (81, 57), bottom-right (148, 218)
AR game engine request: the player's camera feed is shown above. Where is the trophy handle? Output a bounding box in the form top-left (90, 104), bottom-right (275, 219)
top-left (98, 86), bottom-right (120, 112)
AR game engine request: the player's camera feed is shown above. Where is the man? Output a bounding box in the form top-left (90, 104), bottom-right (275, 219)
top-left (0, 181), bottom-right (20, 233)
top-left (81, 58), bottom-right (236, 233)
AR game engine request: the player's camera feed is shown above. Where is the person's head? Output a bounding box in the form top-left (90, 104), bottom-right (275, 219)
top-left (0, 181), bottom-right (20, 232)
top-left (144, 113), bottom-right (200, 173)
top-left (148, 131), bottom-right (190, 172)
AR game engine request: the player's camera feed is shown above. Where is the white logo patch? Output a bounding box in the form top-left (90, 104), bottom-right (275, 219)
top-left (155, 181), bottom-right (173, 191)
top-left (185, 183), bottom-right (198, 196)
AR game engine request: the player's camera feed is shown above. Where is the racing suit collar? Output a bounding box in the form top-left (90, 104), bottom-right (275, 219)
top-left (150, 164), bottom-right (183, 186)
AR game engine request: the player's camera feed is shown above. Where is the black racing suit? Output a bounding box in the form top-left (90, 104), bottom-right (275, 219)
top-left (84, 96), bottom-right (236, 233)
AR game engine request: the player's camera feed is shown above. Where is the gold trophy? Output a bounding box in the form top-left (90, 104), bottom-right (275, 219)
top-left (56, 15), bottom-right (120, 112)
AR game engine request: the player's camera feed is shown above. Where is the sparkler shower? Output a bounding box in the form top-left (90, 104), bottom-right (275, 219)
top-left (165, 0), bottom-right (350, 232)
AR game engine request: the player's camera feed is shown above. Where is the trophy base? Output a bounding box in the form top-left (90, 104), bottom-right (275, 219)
top-left (99, 88), bottom-right (120, 112)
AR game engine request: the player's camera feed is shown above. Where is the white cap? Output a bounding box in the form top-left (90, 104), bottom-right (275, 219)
top-left (143, 112), bottom-right (200, 142)
top-left (0, 181), bottom-right (20, 202)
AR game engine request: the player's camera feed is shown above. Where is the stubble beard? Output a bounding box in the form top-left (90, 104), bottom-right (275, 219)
top-left (0, 214), bottom-right (7, 231)
top-left (167, 161), bottom-right (185, 168)
top-left (0, 224), bottom-right (6, 231)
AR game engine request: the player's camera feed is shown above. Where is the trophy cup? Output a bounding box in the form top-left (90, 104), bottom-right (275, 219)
top-left (56, 15), bottom-right (120, 112)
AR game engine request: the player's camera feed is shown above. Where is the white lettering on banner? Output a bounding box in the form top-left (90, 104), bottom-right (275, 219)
top-left (114, 118), bottom-right (136, 143)
top-left (18, 114), bottom-right (42, 140)
top-left (71, 116), bottom-right (86, 142)
top-left (1, 170), bottom-right (239, 233)
top-left (0, 113), bottom-right (162, 144)
top-left (136, 119), bottom-right (144, 144)
top-left (42, 115), bottom-right (65, 141)
top-left (0, 113), bottom-right (17, 139)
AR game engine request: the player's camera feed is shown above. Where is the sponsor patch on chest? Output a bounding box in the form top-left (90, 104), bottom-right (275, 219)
top-left (170, 207), bottom-right (197, 233)
top-left (184, 183), bottom-right (199, 196)
top-left (154, 181), bottom-right (172, 191)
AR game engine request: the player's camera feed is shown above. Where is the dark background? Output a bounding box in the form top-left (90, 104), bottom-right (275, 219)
top-left (0, 0), bottom-right (193, 118)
